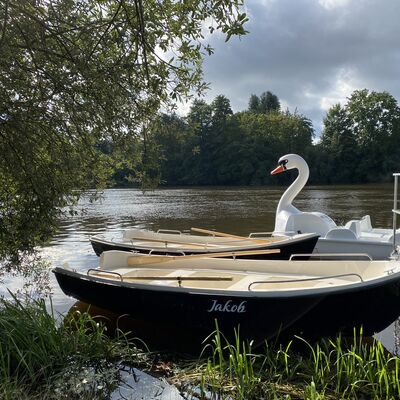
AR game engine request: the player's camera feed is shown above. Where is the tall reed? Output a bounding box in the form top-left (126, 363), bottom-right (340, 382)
top-left (192, 325), bottom-right (400, 400)
top-left (199, 324), bottom-right (261, 399)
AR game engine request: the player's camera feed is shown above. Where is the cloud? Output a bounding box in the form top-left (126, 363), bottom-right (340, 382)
top-left (318, 0), bottom-right (350, 10)
top-left (193, 0), bottom-right (400, 135)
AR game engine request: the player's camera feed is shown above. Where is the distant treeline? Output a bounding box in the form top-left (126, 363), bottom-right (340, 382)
top-left (111, 89), bottom-right (400, 187)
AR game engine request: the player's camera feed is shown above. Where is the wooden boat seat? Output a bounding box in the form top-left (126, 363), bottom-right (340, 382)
top-left (123, 269), bottom-right (176, 278)
top-left (148, 269), bottom-right (194, 285)
top-left (128, 240), bottom-right (221, 249)
top-left (177, 271), bottom-right (245, 289)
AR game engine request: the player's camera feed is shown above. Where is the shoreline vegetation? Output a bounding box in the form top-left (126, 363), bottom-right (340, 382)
top-left (109, 89), bottom-right (400, 189)
top-left (1, 294), bottom-right (399, 400)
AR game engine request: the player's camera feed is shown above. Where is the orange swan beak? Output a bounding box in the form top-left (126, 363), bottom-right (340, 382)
top-left (270, 165), bottom-right (285, 175)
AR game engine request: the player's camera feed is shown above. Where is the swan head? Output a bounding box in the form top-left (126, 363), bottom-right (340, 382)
top-left (271, 154), bottom-right (307, 175)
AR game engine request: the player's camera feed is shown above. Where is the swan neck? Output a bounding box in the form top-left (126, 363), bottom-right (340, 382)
top-left (278, 163), bottom-right (309, 212)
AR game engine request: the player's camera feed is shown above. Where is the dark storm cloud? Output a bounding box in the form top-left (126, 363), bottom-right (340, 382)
top-left (200, 0), bottom-right (400, 134)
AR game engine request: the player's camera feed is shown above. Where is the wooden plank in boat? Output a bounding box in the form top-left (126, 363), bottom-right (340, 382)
top-left (127, 248), bottom-right (280, 266)
top-left (191, 227), bottom-right (277, 243)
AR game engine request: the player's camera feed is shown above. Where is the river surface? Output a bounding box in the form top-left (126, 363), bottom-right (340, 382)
top-left (4, 184), bottom-right (400, 353)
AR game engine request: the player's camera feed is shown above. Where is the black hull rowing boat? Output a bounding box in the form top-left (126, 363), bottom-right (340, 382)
top-left (53, 267), bottom-right (319, 341)
top-left (53, 258), bottom-right (400, 343)
top-left (90, 233), bottom-right (319, 260)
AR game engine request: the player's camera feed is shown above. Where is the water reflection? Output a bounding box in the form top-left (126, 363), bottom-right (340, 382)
top-left (69, 302), bottom-right (210, 355)
top-left (36, 185), bottom-right (400, 352)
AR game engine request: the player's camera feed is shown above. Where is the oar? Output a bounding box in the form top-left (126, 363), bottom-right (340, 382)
top-left (125, 236), bottom-right (222, 248)
top-left (191, 227), bottom-right (246, 239)
top-left (191, 227), bottom-right (275, 243)
top-left (127, 248), bottom-right (280, 266)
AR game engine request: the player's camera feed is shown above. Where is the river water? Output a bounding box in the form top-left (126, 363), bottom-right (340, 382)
top-left (4, 184), bottom-right (400, 352)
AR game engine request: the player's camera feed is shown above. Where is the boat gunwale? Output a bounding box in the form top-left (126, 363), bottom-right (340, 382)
top-left (317, 237), bottom-right (397, 246)
top-left (52, 265), bottom-right (400, 299)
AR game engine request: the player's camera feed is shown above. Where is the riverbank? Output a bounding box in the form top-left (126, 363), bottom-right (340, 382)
top-left (1, 295), bottom-right (399, 399)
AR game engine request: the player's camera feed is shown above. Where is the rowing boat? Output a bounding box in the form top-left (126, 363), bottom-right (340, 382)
top-left (53, 250), bottom-right (400, 343)
top-left (90, 228), bottom-right (319, 260)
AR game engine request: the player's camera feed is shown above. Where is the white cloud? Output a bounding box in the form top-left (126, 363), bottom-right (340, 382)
top-left (318, 0), bottom-right (350, 10)
top-left (175, 99), bottom-right (193, 117)
top-left (319, 67), bottom-right (359, 111)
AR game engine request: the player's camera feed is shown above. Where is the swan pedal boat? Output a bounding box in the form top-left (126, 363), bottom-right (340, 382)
top-left (271, 154), bottom-right (400, 259)
top-left (90, 229), bottom-right (319, 260)
top-left (53, 250), bottom-right (400, 342)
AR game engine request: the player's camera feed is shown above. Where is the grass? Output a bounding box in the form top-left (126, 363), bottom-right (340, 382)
top-left (0, 293), bottom-right (150, 399)
top-left (0, 295), bottom-right (399, 399)
top-left (174, 324), bottom-right (400, 400)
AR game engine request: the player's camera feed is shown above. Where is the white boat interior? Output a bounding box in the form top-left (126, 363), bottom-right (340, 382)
top-left (122, 228), bottom-right (281, 245)
top-left (86, 250), bottom-right (400, 293)
top-left (271, 154), bottom-right (400, 259)
top-left (94, 228), bottom-right (314, 251)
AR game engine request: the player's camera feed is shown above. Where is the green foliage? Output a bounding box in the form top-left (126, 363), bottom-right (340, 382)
top-left (319, 104), bottom-right (357, 183)
top-left (211, 95), bottom-right (233, 127)
top-left (248, 94), bottom-right (260, 113)
top-left (320, 89), bottom-right (400, 183)
top-left (142, 88), bottom-right (400, 188)
top-left (150, 96), bottom-right (314, 186)
top-left (248, 91), bottom-right (280, 114)
top-left (0, 0), bottom-right (248, 268)
top-left (260, 91), bottom-right (281, 113)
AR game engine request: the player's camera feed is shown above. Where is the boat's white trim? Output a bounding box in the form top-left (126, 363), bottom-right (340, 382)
top-left (58, 248), bottom-right (400, 299)
top-left (58, 266), bottom-right (400, 299)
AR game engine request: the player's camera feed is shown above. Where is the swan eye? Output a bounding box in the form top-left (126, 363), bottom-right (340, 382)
top-left (279, 159), bottom-right (288, 169)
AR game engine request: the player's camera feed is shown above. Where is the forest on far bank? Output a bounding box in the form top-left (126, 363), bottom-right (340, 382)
top-left (111, 88), bottom-right (400, 187)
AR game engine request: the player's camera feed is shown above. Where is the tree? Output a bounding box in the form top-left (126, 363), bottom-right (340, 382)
top-left (0, 0), bottom-right (248, 271)
top-left (348, 89), bottom-right (400, 148)
top-left (247, 91), bottom-right (280, 113)
top-left (153, 113), bottom-right (191, 185)
top-left (320, 104), bottom-right (357, 183)
top-left (349, 90), bottom-right (400, 181)
top-left (211, 95), bottom-right (233, 127)
top-left (320, 89), bottom-right (400, 182)
top-left (186, 99), bottom-right (214, 183)
top-left (259, 91), bottom-right (280, 113)
top-left (248, 94), bottom-right (260, 113)
top-left (235, 109), bottom-right (314, 184)
top-left (187, 99), bottom-right (213, 132)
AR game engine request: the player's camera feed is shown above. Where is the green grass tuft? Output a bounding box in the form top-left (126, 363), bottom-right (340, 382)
top-left (180, 324), bottom-right (400, 400)
top-left (0, 293), bottom-right (149, 399)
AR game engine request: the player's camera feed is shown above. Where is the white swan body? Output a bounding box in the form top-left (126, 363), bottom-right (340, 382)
top-left (271, 154), bottom-right (399, 259)
top-left (271, 154), bottom-right (337, 236)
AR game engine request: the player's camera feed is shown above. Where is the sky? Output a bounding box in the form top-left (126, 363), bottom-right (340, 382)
top-left (182, 0), bottom-right (400, 135)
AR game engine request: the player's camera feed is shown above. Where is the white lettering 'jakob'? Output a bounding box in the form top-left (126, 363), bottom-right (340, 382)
top-left (207, 299), bottom-right (247, 313)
